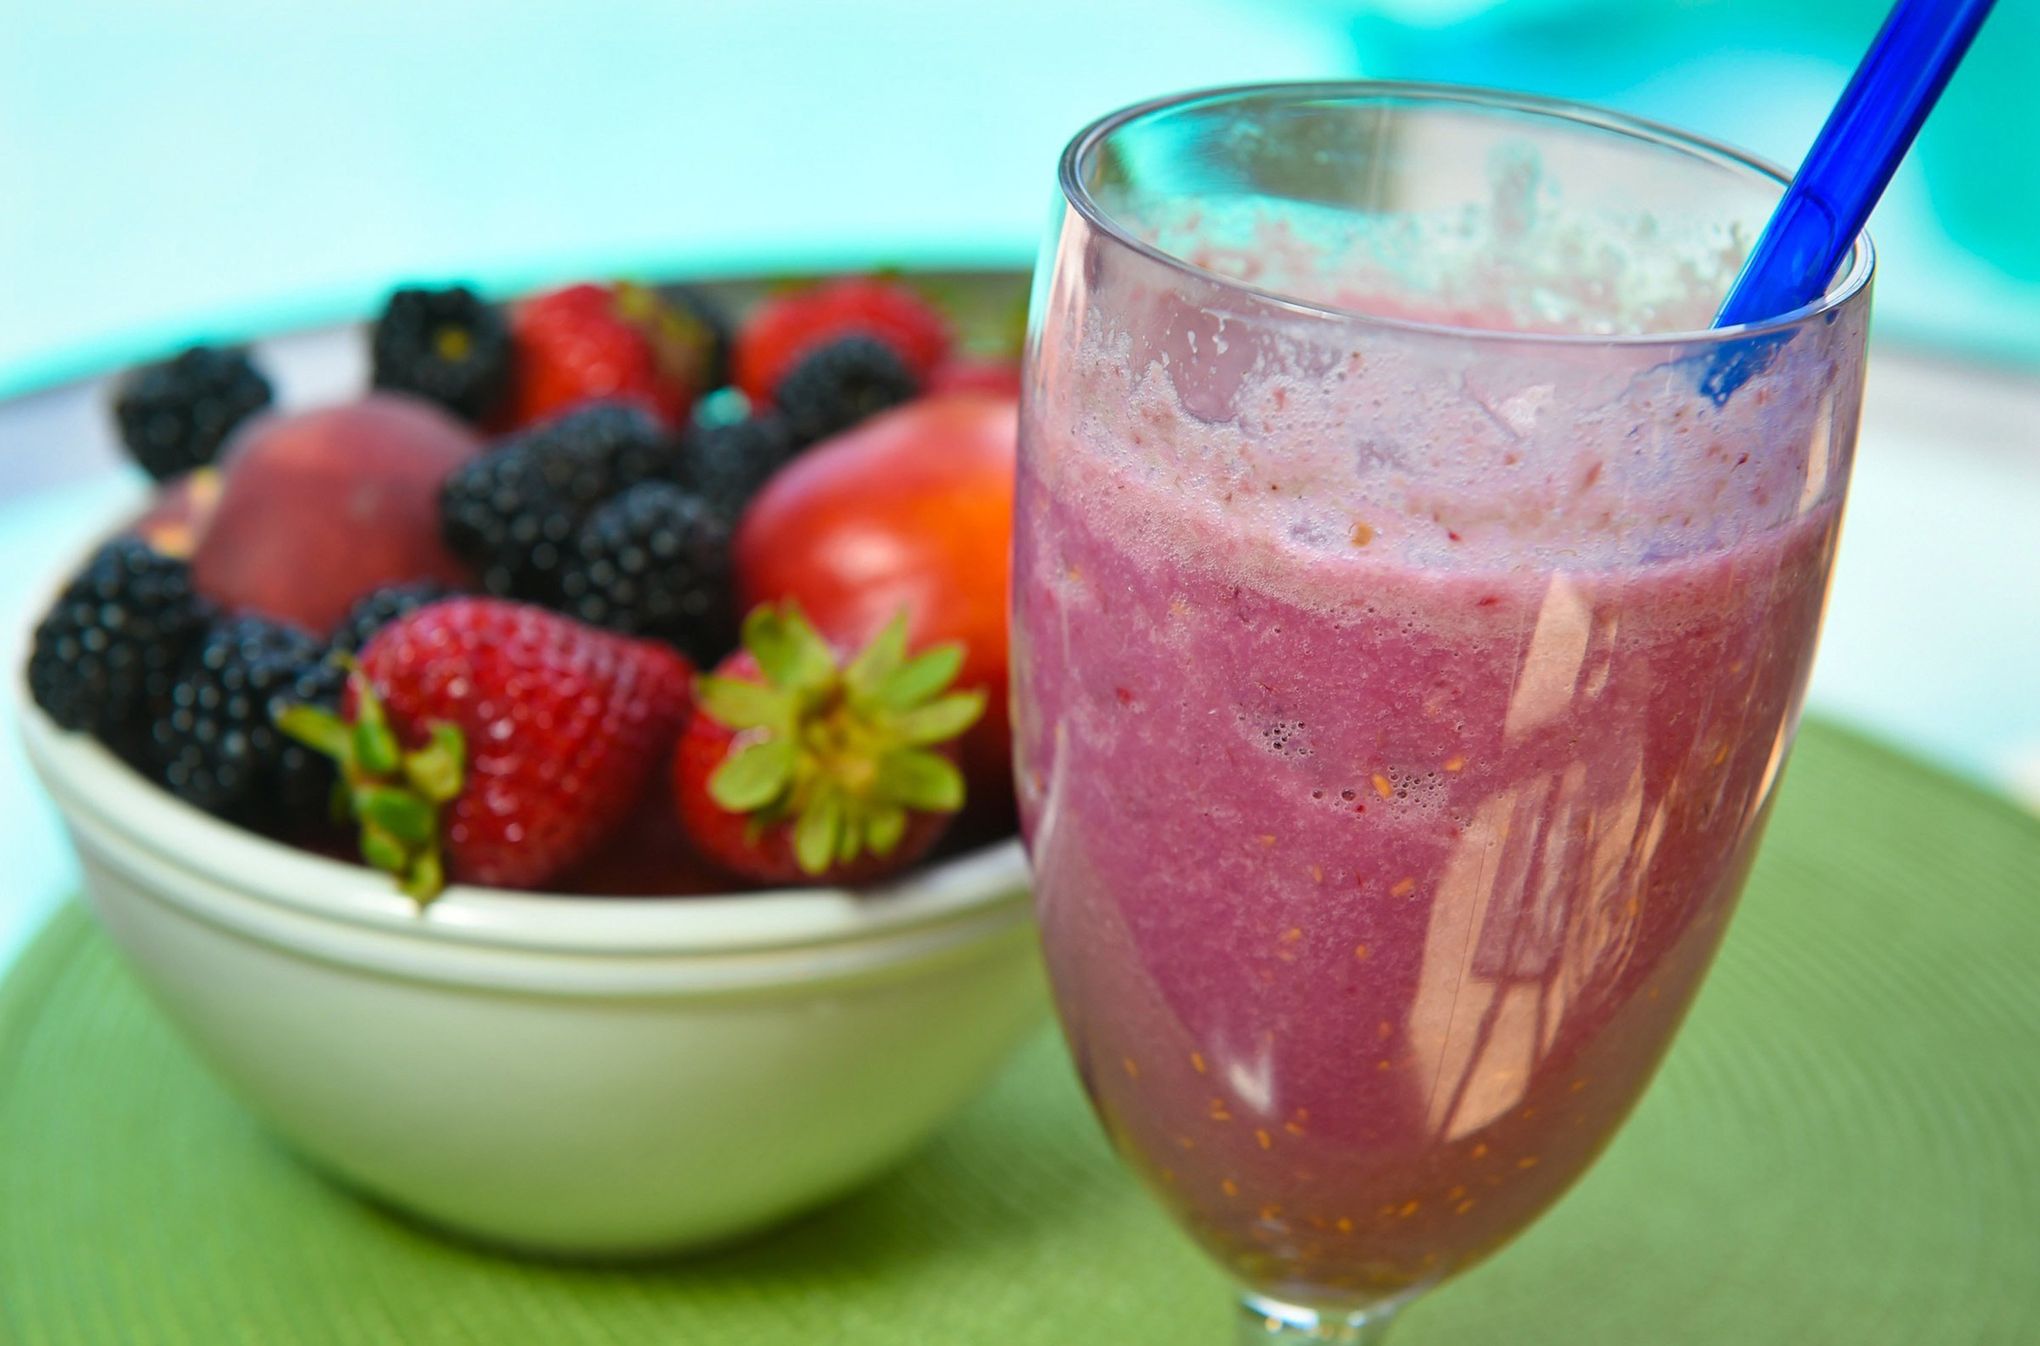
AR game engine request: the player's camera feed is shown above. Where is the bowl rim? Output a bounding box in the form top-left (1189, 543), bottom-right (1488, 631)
top-left (21, 693), bottom-right (1030, 958)
top-left (16, 498), bottom-right (1030, 960)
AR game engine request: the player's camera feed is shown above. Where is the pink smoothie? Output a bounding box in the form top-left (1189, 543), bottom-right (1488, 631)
top-left (1014, 226), bottom-right (1859, 1306)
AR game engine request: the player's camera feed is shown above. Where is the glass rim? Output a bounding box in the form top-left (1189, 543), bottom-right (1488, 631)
top-left (1058, 79), bottom-right (1876, 349)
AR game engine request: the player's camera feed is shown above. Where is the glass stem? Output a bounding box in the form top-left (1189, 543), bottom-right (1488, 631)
top-left (1237, 1293), bottom-right (1398, 1344)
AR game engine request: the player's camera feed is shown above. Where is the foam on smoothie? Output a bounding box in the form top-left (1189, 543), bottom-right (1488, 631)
top-left (1129, 143), bottom-right (1752, 337)
top-left (1031, 184), bottom-right (1856, 642)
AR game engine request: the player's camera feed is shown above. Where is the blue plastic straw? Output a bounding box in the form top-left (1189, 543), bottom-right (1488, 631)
top-left (1704, 0), bottom-right (1995, 398)
top-left (1716, 0), bottom-right (1995, 327)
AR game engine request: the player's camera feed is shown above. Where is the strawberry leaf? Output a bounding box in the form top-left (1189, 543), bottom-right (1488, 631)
top-left (704, 605), bottom-right (982, 879)
top-left (866, 804), bottom-right (908, 857)
top-left (844, 611), bottom-right (911, 701)
top-left (361, 822), bottom-right (408, 876)
top-left (874, 643), bottom-right (965, 710)
top-left (709, 736), bottom-right (798, 813)
top-left (876, 749), bottom-right (966, 814)
top-left (745, 604), bottom-right (837, 693)
top-left (401, 846), bottom-right (445, 903)
top-left (353, 716), bottom-right (400, 777)
top-left (837, 811), bottom-right (865, 864)
top-left (612, 280), bottom-right (659, 322)
top-left (695, 675), bottom-right (794, 733)
top-left (794, 787), bottom-right (845, 875)
top-left (360, 787), bottom-right (436, 847)
top-left (892, 690), bottom-right (986, 747)
top-left (274, 703), bottom-right (350, 758)
top-left (403, 724), bottom-right (465, 804)
top-left (347, 669), bottom-right (401, 774)
top-left (273, 666), bottom-right (464, 906)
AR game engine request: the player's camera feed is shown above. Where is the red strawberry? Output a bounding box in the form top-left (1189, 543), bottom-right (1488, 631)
top-left (672, 603), bottom-right (984, 886)
top-left (733, 277), bottom-right (952, 403)
top-left (278, 598), bottom-right (691, 898)
top-left (503, 282), bottom-right (714, 431)
top-left (550, 770), bottom-right (729, 897)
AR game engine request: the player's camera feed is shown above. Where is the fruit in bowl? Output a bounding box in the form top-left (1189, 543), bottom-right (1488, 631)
top-left (15, 270), bottom-right (1038, 1255)
top-left (192, 394), bottom-right (484, 634)
top-left (32, 272), bottom-right (1020, 898)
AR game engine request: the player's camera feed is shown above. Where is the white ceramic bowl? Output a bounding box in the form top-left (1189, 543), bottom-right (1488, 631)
top-left (17, 680), bottom-right (1043, 1256)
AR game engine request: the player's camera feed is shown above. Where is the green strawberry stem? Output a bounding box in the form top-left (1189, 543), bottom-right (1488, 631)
top-left (696, 603), bottom-right (985, 876)
top-left (275, 663), bottom-right (466, 904)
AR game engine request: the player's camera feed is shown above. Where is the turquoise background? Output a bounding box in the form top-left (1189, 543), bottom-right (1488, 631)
top-left (1319, 0), bottom-right (2040, 365)
top-left (0, 0), bottom-right (2034, 403)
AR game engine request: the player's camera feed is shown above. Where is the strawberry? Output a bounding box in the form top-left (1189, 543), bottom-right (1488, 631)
top-left (502, 282), bottom-right (715, 431)
top-left (550, 770), bottom-right (729, 897)
top-left (672, 603), bottom-right (984, 885)
top-left (278, 598), bottom-right (691, 899)
top-left (733, 277), bottom-right (952, 404)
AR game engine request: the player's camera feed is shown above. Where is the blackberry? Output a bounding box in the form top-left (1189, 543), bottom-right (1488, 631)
top-left (271, 658), bottom-right (349, 828)
top-left (331, 580), bottom-right (459, 654)
top-left (774, 336), bottom-right (917, 446)
top-left (370, 285), bottom-right (512, 423)
top-left (151, 616), bottom-right (342, 827)
top-left (677, 413), bottom-right (795, 523)
top-left (557, 482), bottom-right (732, 662)
top-left (27, 538), bottom-right (210, 750)
top-left (112, 346), bottom-right (273, 481)
top-left (439, 401), bottom-right (679, 601)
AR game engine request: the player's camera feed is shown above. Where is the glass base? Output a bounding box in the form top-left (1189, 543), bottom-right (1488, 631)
top-left (1237, 1293), bottom-right (1398, 1344)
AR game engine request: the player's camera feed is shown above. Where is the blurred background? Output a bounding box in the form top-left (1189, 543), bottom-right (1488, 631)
top-left (1, 0), bottom-right (2035, 964)
top-left (2, 0), bottom-right (2035, 395)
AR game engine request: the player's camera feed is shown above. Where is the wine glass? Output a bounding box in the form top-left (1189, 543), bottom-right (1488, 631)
top-left (1013, 82), bottom-right (1872, 1343)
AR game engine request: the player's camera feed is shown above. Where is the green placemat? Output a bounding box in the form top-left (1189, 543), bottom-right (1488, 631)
top-left (2, 721), bottom-right (2036, 1345)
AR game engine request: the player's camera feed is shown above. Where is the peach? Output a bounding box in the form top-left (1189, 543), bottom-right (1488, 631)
top-left (192, 394), bottom-right (482, 634)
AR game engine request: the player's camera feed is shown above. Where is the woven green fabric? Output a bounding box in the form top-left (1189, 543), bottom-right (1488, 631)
top-left (2, 720), bottom-right (2035, 1345)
